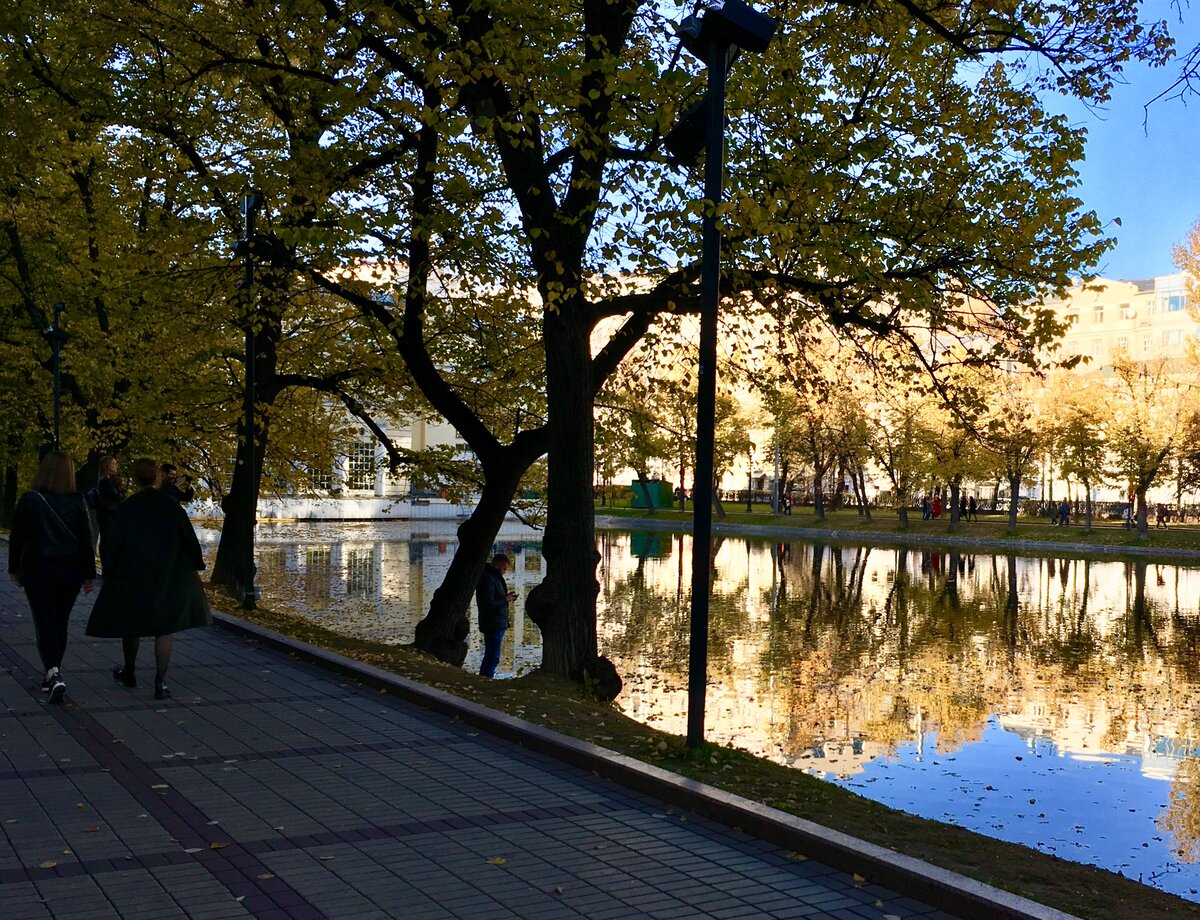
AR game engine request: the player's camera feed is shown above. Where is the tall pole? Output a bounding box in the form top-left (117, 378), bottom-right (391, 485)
top-left (687, 37), bottom-right (729, 750)
top-left (746, 443), bottom-right (753, 512)
top-left (51, 302), bottom-right (65, 449)
top-left (240, 192), bottom-right (263, 611)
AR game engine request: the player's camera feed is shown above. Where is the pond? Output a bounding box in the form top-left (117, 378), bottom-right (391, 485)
top-left (197, 520), bottom-right (1200, 902)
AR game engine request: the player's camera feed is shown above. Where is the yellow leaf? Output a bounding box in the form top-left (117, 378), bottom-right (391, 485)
top-left (210, 842), bottom-right (229, 850)
top-left (487, 857), bottom-right (507, 865)
top-left (39, 861), bottom-right (57, 869)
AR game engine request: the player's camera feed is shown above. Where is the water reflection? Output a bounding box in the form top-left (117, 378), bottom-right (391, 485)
top-left (198, 522), bottom-right (1200, 900)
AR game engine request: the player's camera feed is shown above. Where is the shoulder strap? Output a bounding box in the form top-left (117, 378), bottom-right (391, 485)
top-left (34, 491), bottom-right (77, 539)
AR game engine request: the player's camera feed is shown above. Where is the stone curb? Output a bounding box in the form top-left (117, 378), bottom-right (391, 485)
top-left (597, 515), bottom-right (1200, 561)
top-left (211, 609), bottom-right (1080, 920)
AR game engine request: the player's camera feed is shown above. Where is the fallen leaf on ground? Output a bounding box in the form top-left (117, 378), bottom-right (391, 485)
top-left (210, 842), bottom-right (228, 850)
top-left (487, 857), bottom-right (507, 865)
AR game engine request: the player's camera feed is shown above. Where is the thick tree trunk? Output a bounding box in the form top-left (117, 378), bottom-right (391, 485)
top-left (634, 467), bottom-right (656, 515)
top-left (812, 467), bottom-right (827, 520)
top-left (856, 467), bottom-right (872, 522)
top-left (1136, 489), bottom-right (1150, 538)
top-left (540, 310), bottom-right (599, 678)
top-left (713, 474), bottom-right (726, 519)
top-left (1007, 474), bottom-right (1020, 533)
top-left (1, 461), bottom-right (17, 528)
top-left (211, 411), bottom-right (271, 595)
top-left (412, 460), bottom-right (526, 664)
top-left (948, 479), bottom-right (961, 532)
top-left (1082, 476), bottom-right (1093, 532)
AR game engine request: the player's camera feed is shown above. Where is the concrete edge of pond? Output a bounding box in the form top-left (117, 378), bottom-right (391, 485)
top-left (596, 514), bottom-right (1200, 561)
top-left (211, 608), bottom-right (1081, 920)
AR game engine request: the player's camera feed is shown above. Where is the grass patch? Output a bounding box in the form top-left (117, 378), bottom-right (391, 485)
top-left (597, 504), bottom-right (1200, 556)
top-left (215, 587), bottom-right (1199, 920)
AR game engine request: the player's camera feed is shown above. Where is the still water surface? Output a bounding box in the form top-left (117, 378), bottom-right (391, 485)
top-left (198, 521), bottom-right (1200, 901)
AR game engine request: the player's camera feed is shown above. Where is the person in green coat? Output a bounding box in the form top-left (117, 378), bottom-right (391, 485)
top-left (86, 457), bottom-right (210, 700)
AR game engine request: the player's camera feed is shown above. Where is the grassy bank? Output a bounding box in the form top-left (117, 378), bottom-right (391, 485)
top-left (597, 503), bottom-right (1200, 557)
top-left (217, 590), bottom-right (1199, 920)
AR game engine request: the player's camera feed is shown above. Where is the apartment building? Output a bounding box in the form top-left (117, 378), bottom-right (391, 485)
top-left (1043, 273), bottom-right (1197, 367)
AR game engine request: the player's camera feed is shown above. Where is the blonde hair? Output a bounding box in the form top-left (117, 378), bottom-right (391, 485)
top-left (32, 451), bottom-right (77, 495)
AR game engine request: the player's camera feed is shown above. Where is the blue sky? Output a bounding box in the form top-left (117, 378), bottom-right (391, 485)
top-left (1052, 1), bottom-right (1200, 280)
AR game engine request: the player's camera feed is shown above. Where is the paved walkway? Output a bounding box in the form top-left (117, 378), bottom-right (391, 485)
top-left (0, 556), bottom-right (968, 920)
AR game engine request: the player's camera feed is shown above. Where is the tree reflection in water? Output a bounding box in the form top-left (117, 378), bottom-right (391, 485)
top-left (200, 524), bottom-right (1200, 899)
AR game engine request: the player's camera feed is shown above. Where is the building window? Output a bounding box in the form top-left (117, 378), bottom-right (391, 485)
top-left (1116, 336), bottom-right (1129, 352)
top-left (1092, 338), bottom-right (1103, 357)
top-left (1119, 303), bottom-right (1134, 320)
top-left (1162, 292), bottom-right (1187, 313)
top-left (1093, 304), bottom-right (1104, 324)
top-left (307, 465), bottom-right (333, 492)
top-left (1143, 333), bottom-right (1153, 354)
top-left (348, 438), bottom-right (377, 490)
top-left (1167, 329), bottom-right (1182, 345)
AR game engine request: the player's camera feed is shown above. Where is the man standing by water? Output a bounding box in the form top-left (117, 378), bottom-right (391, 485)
top-left (476, 553), bottom-right (516, 678)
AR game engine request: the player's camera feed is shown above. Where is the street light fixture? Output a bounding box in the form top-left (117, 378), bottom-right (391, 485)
top-left (668, 0), bottom-right (777, 750)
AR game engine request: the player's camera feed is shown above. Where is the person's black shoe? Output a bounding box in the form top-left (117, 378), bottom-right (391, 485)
top-left (112, 666), bottom-right (136, 688)
top-left (48, 677), bottom-right (67, 704)
top-left (154, 679), bottom-right (170, 701)
top-left (41, 672), bottom-right (53, 693)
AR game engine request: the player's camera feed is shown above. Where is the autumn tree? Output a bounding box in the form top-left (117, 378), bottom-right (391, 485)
top-left (21, 0), bottom-right (1172, 685)
top-left (1047, 371), bottom-right (1111, 531)
top-left (1108, 357), bottom-right (1195, 537)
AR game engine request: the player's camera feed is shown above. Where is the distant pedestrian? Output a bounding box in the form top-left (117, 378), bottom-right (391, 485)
top-left (921, 495), bottom-right (930, 520)
top-left (1048, 502), bottom-right (1059, 526)
top-left (160, 464), bottom-right (195, 503)
top-left (967, 496), bottom-right (978, 522)
top-left (476, 553), bottom-right (516, 679)
top-left (93, 455), bottom-right (126, 570)
top-left (1156, 504), bottom-right (1169, 529)
top-left (959, 495), bottom-right (967, 520)
top-left (86, 458), bottom-right (210, 701)
top-left (932, 495), bottom-right (942, 519)
top-left (7, 451), bottom-right (96, 703)
top-left (1059, 499), bottom-right (1070, 528)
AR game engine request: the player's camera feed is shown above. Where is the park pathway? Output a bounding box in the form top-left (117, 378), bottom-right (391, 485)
top-left (0, 545), bottom-right (1031, 920)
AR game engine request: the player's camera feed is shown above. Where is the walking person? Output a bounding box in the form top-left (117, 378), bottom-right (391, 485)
top-left (476, 553), bottom-right (516, 679)
top-left (93, 455), bottom-right (126, 571)
top-left (86, 458), bottom-right (210, 700)
top-left (7, 451), bottom-right (96, 703)
top-left (1059, 498), bottom-right (1071, 528)
top-left (967, 495), bottom-right (978, 522)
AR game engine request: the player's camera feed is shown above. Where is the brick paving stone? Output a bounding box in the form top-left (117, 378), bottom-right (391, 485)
top-left (0, 551), bottom-right (977, 920)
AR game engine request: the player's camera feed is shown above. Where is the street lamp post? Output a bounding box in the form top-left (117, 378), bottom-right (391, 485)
top-left (48, 302), bottom-right (67, 449)
top-left (237, 191), bottom-right (264, 611)
top-left (666, 0), bottom-right (776, 750)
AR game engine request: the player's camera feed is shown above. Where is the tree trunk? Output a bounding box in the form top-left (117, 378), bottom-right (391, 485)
top-left (412, 459), bottom-right (526, 664)
top-left (856, 467), bottom-right (872, 522)
top-left (812, 467), bottom-right (827, 520)
top-left (211, 407), bottom-right (271, 595)
top-left (1136, 488), bottom-right (1149, 538)
top-left (1082, 476), bottom-right (1093, 532)
top-left (897, 505), bottom-right (909, 528)
top-left (713, 474), bottom-right (726, 519)
top-left (1007, 474), bottom-right (1020, 533)
top-left (1, 460), bottom-right (17, 528)
top-left (948, 479), bottom-right (961, 532)
top-left (540, 309), bottom-right (599, 678)
top-left (634, 467), bottom-right (656, 515)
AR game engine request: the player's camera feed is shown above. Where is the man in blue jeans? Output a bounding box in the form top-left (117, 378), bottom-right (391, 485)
top-left (476, 553), bottom-right (515, 678)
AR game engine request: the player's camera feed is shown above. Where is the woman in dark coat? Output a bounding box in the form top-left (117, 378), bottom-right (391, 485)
top-left (8, 451), bottom-right (96, 703)
top-left (86, 457), bottom-right (210, 700)
top-left (94, 454), bottom-right (126, 569)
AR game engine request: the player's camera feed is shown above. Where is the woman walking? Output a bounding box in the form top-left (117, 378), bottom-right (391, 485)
top-left (7, 451), bottom-right (96, 703)
top-left (86, 457), bottom-right (210, 700)
top-left (94, 455), bottom-right (126, 570)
